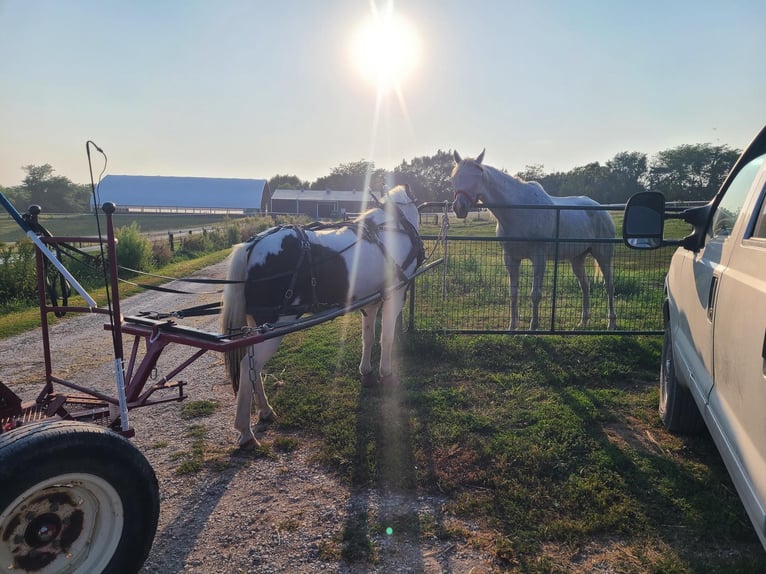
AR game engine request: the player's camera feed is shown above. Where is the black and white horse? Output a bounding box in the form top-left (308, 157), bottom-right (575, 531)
top-left (221, 184), bottom-right (422, 448)
top-left (451, 150), bottom-right (617, 331)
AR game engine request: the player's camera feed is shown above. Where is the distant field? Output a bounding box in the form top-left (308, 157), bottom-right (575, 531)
top-left (0, 212), bottom-right (246, 243)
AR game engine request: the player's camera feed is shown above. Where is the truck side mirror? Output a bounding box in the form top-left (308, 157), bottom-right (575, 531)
top-left (623, 192), bottom-right (666, 249)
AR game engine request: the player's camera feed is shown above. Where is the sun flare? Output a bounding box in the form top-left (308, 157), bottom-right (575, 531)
top-left (351, 3), bottom-right (421, 95)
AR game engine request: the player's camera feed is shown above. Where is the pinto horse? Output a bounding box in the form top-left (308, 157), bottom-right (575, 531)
top-left (221, 184), bottom-right (422, 448)
top-left (451, 150), bottom-right (617, 331)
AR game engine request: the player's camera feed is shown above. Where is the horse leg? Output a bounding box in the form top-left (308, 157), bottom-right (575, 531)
top-left (359, 301), bottom-right (382, 385)
top-left (529, 256), bottom-right (546, 330)
top-left (594, 249), bottom-right (617, 329)
top-left (570, 253), bottom-right (591, 328)
top-left (503, 253), bottom-right (521, 330)
top-left (378, 289), bottom-right (407, 387)
top-left (234, 335), bottom-right (282, 448)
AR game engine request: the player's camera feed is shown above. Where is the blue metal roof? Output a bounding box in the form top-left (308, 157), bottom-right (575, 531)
top-left (96, 175), bottom-right (270, 210)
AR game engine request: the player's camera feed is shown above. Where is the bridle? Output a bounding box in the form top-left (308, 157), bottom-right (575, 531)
top-left (452, 165), bottom-right (484, 207)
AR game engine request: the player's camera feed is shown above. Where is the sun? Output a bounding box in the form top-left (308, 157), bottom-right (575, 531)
top-left (351, 3), bottom-right (421, 95)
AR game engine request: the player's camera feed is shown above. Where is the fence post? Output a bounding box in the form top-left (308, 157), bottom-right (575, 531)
top-left (168, 232), bottom-right (174, 251)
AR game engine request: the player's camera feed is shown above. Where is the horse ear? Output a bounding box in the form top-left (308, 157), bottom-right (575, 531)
top-left (453, 150), bottom-right (462, 164)
top-left (476, 149), bottom-right (485, 164)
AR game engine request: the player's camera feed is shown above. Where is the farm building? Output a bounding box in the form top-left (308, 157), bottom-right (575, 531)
top-left (95, 175), bottom-right (271, 215)
top-left (270, 188), bottom-right (375, 219)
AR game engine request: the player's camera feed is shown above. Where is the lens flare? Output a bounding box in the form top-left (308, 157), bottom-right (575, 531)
top-left (350, 2), bottom-right (421, 96)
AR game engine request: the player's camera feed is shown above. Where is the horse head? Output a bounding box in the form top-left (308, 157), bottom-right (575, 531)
top-left (451, 149), bottom-right (485, 218)
top-left (384, 184), bottom-right (421, 231)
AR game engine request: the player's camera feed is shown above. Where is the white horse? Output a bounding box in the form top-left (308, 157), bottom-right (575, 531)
top-left (451, 150), bottom-right (617, 331)
top-left (221, 184), bottom-right (422, 448)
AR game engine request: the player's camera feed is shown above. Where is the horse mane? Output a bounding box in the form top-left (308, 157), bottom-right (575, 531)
top-left (478, 162), bottom-right (551, 203)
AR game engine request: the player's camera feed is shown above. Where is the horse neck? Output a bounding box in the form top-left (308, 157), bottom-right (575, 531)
top-left (397, 202), bottom-right (420, 232)
top-left (356, 197), bottom-right (419, 232)
top-left (482, 165), bottom-right (550, 206)
top-left (385, 189), bottom-right (420, 231)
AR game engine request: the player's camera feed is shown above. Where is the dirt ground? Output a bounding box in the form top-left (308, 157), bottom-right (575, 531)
top-left (0, 259), bottom-right (502, 574)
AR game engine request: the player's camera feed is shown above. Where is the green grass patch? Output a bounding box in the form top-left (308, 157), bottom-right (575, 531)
top-left (272, 436), bottom-right (300, 453)
top-left (259, 320), bottom-right (766, 571)
top-left (180, 399), bottom-right (220, 419)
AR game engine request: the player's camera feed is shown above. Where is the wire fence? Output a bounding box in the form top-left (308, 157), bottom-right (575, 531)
top-left (404, 206), bottom-right (673, 336)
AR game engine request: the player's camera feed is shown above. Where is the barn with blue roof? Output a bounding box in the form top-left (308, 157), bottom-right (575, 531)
top-left (95, 175), bottom-right (271, 215)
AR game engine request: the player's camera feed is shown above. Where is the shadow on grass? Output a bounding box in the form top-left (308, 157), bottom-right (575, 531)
top-left (340, 381), bottom-right (420, 567)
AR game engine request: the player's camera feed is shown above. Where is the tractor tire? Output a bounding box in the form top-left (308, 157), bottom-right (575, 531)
top-left (0, 420), bottom-right (159, 573)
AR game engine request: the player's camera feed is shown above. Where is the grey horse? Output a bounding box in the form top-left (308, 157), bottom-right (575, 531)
top-left (451, 150), bottom-right (617, 331)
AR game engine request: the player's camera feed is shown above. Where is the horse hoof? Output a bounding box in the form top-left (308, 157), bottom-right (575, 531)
top-left (260, 410), bottom-right (277, 424)
top-left (238, 436), bottom-right (260, 450)
top-left (380, 373), bottom-right (400, 387)
top-left (360, 372), bottom-right (378, 386)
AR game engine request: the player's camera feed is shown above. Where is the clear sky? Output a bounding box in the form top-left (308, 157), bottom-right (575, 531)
top-left (1, 0), bottom-right (764, 188)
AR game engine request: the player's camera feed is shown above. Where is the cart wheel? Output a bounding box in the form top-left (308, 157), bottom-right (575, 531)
top-left (0, 420), bottom-right (159, 574)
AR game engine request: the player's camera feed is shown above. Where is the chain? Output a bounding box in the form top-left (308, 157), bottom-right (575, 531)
top-left (247, 343), bottom-right (259, 398)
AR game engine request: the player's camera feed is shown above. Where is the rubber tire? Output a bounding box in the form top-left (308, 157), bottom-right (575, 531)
top-left (0, 420), bottom-right (159, 574)
top-left (659, 319), bottom-right (706, 434)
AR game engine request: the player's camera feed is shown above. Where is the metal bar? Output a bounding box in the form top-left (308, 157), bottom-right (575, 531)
top-left (47, 376), bottom-right (120, 405)
top-left (407, 280), bottom-right (415, 332)
top-left (421, 234), bottom-right (620, 244)
top-left (435, 329), bottom-right (661, 336)
top-left (135, 348), bottom-right (207, 404)
top-left (550, 209), bottom-right (561, 331)
top-left (35, 248), bottom-right (54, 402)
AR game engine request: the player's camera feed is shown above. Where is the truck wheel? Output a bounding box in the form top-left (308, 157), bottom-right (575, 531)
top-left (659, 320), bottom-right (706, 434)
top-left (0, 420), bottom-right (159, 574)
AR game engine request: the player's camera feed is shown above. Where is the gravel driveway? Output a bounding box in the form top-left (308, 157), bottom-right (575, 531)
top-left (0, 258), bottom-right (497, 574)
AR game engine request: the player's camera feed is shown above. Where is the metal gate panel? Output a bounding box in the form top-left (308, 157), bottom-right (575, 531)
top-left (405, 227), bottom-right (671, 335)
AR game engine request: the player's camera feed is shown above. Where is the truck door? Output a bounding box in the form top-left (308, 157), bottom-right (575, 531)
top-left (710, 160), bottom-right (766, 538)
top-left (669, 156), bottom-right (764, 400)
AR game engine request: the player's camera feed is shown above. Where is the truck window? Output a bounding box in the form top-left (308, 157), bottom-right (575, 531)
top-left (709, 155), bottom-right (765, 240)
top-left (752, 191), bottom-right (766, 239)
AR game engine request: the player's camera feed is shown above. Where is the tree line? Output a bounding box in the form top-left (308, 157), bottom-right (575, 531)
top-left (1, 141), bottom-right (740, 214)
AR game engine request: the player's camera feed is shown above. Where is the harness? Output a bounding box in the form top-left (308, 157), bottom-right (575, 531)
top-left (245, 201), bottom-right (424, 321)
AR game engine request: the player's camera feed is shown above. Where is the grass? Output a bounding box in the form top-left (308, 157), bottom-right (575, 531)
top-left (257, 317), bottom-right (766, 572)
top-left (180, 399), bottom-right (220, 419)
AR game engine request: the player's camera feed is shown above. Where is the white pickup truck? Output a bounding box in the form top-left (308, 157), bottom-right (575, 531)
top-left (623, 124), bottom-right (766, 549)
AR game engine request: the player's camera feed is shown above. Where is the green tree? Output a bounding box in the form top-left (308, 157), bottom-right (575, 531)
top-left (606, 151), bottom-right (648, 203)
top-left (516, 164), bottom-right (547, 183)
top-left (554, 162), bottom-right (614, 203)
top-left (268, 174), bottom-right (308, 191)
top-left (311, 160), bottom-right (388, 194)
top-left (20, 164), bottom-right (90, 213)
top-left (393, 149), bottom-right (455, 204)
top-left (648, 143), bottom-right (740, 202)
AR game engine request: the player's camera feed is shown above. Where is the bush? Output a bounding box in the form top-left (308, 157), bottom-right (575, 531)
top-left (115, 223), bottom-right (154, 274)
top-left (0, 239), bottom-right (38, 309)
top-left (178, 232), bottom-right (211, 255)
top-left (152, 241), bottom-right (173, 266)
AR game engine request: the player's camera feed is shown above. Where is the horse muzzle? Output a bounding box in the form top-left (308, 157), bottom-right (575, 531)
top-left (452, 191), bottom-right (473, 219)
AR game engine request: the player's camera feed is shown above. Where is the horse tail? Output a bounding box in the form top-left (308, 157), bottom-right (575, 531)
top-left (593, 258), bottom-right (604, 284)
top-left (221, 243), bottom-right (249, 394)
